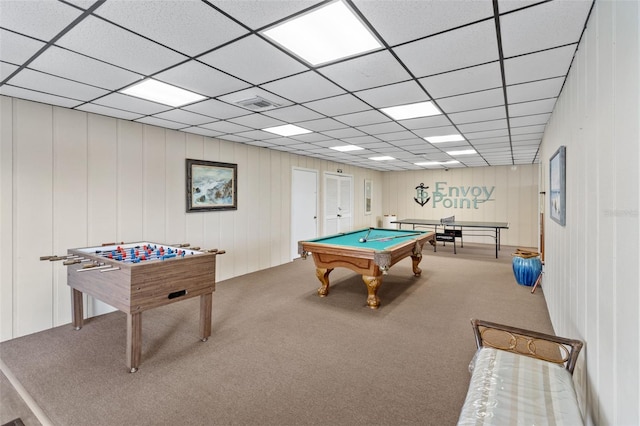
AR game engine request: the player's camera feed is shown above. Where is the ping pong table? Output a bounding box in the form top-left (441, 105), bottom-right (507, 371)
top-left (391, 219), bottom-right (509, 258)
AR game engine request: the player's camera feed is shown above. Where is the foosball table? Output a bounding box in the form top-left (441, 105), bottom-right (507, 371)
top-left (43, 242), bottom-right (224, 372)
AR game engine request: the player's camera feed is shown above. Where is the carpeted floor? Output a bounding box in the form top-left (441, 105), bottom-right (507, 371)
top-left (0, 243), bottom-right (551, 426)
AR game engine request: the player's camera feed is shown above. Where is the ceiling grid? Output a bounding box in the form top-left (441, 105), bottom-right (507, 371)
top-left (0, 0), bottom-right (594, 171)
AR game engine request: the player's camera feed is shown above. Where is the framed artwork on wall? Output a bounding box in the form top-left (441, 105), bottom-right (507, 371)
top-left (186, 159), bottom-right (237, 212)
top-left (549, 146), bottom-right (566, 226)
top-left (364, 179), bottom-right (372, 215)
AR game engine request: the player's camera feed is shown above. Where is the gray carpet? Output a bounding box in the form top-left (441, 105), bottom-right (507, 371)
top-left (0, 244), bottom-right (552, 426)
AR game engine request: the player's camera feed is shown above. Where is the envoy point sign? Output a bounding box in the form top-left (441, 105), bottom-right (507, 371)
top-left (415, 181), bottom-right (495, 209)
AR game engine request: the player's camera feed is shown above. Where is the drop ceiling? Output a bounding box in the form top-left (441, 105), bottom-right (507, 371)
top-left (0, 0), bottom-right (593, 171)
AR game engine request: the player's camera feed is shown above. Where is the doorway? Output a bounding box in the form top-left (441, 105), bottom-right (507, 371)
top-left (291, 167), bottom-right (319, 260)
top-left (324, 172), bottom-right (353, 235)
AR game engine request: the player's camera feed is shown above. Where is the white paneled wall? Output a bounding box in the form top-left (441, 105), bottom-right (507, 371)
top-left (0, 96), bottom-right (382, 341)
top-left (381, 164), bottom-right (539, 247)
top-left (540, 1), bottom-right (639, 424)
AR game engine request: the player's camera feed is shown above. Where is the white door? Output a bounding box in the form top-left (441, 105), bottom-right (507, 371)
top-left (324, 173), bottom-right (353, 235)
top-left (291, 167), bottom-right (318, 259)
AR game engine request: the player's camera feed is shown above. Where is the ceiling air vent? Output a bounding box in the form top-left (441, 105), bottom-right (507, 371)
top-left (235, 96), bottom-right (280, 110)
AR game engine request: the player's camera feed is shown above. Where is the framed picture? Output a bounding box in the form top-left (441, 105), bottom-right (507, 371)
top-left (364, 179), bottom-right (372, 215)
top-left (549, 146), bottom-right (566, 226)
top-left (186, 159), bottom-right (237, 212)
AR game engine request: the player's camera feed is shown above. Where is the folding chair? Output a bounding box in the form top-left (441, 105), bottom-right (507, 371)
top-left (434, 215), bottom-right (462, 254)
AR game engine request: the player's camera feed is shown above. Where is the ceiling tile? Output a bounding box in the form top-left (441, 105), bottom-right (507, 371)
top-left (94, 0), bottom-right (248, 57)
top-left (0, 30), bottom-right (46, 65)
top-left (198, 121), bottom-right (252, 133)
top-left (304, 94), bottom-right (371, 116)
top-left (436, 88), bottom-right (505, 113)
top-left (510, 113), bottom-right (551, 127)
top-left (55, 16), bottom-right (187, 75)
top-left (465, 129), bottom-right (510, 140)
top-left (393, 20), bottom-right (499, 78)
top-left (260, 71), bottom-right (345, 103)
top-left (234, 130), bottom-right (282, 141)
top-left (413, 126), bottom-right (460, 138)
top-left (182, 127), bottom-right (224, 138)
top-left (355, 80), bottom-right (429, 108)
top-left (335, 110), bottom-right (390, 127)
top-left (0, 1), bottom-right (82, 41)
top-left (153, 109), bottom-right (214, 126)
top-left (458, 119), bottom-right (508, 133)
top-left (228, 113), bottom-right (285, 129)
top-left (9, 68), bottom-right (108, 101)
top-left (511, 124), bottom-right (545, 135)
top-left (470, 136), bottom-right (510, 144)
top-left (182, 99), bottom-right (251, 120)
top-left (497, 1), bottom-right (541, 15)
top-left (508, 98), bottom-right (557, 117)
top-left (218, 134), bottom-right (253, 143)
top-left (136, 116), bottom-right (186, 130)
top-left (76, 103), bottom-right (143, 120)
top-left (289, 133), bottom-right (333, 143)
top-left (355, 0), bottom-right (494, 46)
top-left (262, 105), bottom-right (324, 122)
top-left (420, 62), bottom-right (503, 99)
top-left (93, 93), bottom-right (172, 115)
top-left (356, 121), bottom-right (406, 135)
top-left (507, 77), bottom-right (564, 103)
top-left (0, 85), bottom-right (82, 108)
top-left (500, 0), bottom-right (592, 56)
top-left (296, 118), bottom-right (348, 132)
top-left (199, 35), bottom-right (308, 85)
top-left (245, 141), bottom-right (277, 148)
top-left (449, 106), bottom-right (507, 124)
top-left (29, 46), bottom-right (142, 90)
top-left (318, 50), bottom-right (412, 92)
top-left (400, 115), bottom-right (452, 130)
top-left (504, 44), bottom-right (577, 85)
top-left (321, 128), bottom-right (367, 139)
top-left (0, 62), bottom-right (18, 81)
top-left (155, 60), bottom-right (250, 98)
top-left (211, 0), bottom-right (322, 30)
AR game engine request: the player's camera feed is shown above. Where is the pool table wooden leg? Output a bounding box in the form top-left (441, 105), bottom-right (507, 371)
top-left (362, 275), bottom-right (381, 309)
top-left (316, 268), bottom-right (333, 297)
top-left (411, 253), bottom-right (423, 276)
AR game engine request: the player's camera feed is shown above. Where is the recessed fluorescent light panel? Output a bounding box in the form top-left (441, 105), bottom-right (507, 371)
top-left (330, 145), bottom-right (363, 152)
top-left (370, 156), bottom-right (395, 161)
top-left (262, 0), bottom-right (382, 66)
top-left (120, 79), bottom-right (205, 107)
top-left (380, 101), bottom-right (441, 120)
top-left (425, 134), bottom-right (465, 143)
top-left (447, 149), bottom-right (477, 156)
top-left (262, 124), bottom-right (312, 137)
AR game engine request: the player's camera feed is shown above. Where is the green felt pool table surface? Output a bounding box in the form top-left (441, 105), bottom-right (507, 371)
top-left (304, 228), bottom-right (430, 251)
top-left (298, 228), bottom-right (435, 309)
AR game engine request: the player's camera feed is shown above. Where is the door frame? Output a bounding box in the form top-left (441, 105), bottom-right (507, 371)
top-left (291, 167), bottom-right (319, 259)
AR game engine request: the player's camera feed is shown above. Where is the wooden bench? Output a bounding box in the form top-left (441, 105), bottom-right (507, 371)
top-left (458, 319), bottom-right (584, 425)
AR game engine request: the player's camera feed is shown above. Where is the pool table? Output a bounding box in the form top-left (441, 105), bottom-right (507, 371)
top-left (298, 228), bottom-right (435, 309)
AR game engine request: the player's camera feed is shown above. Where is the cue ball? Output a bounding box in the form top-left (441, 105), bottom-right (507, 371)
top-left (359, 238), bottom-right (366, 243)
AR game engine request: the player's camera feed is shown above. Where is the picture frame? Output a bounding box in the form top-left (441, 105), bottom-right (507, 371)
top-left (549, 146), bottom-right (566, 226)
top-left (364, 179), bottom-right (372, 215)
top-left (186, 159), bottom-right (237, 212)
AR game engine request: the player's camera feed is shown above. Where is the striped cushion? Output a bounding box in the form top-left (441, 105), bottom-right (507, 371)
top-left (458, 348), bottom-right (583, 425)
